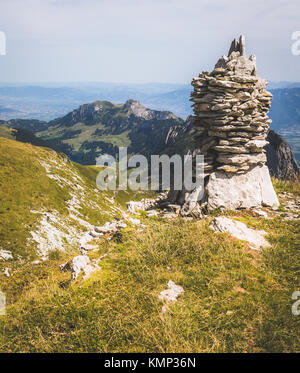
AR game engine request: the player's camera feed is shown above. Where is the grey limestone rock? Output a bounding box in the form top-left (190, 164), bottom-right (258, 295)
top-left (169, 35), bottom-right (279, 213)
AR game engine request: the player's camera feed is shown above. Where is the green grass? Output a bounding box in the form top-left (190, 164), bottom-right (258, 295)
top-left (0, 138), bottom-right (71, 260)
top-left (0, 211), bottom-right (299, 352)
top-left (0, 137), bottom-right (299, 352)
top-left (0, 126), bottom-right (14, 140)
top-left (272, 177), bottom-right (300, 196)
top-left (0, 138), bottom-right (153, 263)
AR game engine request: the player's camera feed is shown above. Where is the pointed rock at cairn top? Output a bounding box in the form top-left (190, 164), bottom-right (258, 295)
top-left (228, 34), bottom-right (246, 56)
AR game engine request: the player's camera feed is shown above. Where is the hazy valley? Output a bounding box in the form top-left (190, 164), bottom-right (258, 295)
top-left (0, 82), bottom-right (299, 164)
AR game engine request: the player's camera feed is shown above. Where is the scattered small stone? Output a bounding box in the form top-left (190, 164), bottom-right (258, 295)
top-left (95, 222), bottom-right (117, 234)
top-left (129, 217), bottom-right (141, 225)
top-left (3, 268), bottom-right (10, 277)
top-left (161, 306), bottom-right (167, 314)
top-left (162, 213), bottom-right (178, 219)
top-left (95, 221), bottom-right (127, 234)
top-left (117, 222), bottom-right (128, 229)
top-left (80, 243), bottom-right (98, 252)
top-left (126, 194), bottom-right (168, 213)
top-left (233, 286), bottom-right (248, 294)
top-left (126, 199), bottom-right (155, 213)
top-left (88, 231), bottom-right (104, 238)
top-left (253, 209), bottom-right (268, 218)
top-left (159, 280), bottom-right (185, 313)
top-left (210, 216), bottom-right (270, 250)
top-left (60, 255), bottom-right (100, 281)
top-left (0, 250), bottom-right (13, 261)
top-left (146, 210), bottom-right (159, 217)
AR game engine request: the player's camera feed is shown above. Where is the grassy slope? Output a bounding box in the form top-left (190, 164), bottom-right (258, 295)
top-left (0, 154), bottom-right (299, 352)
top-left (0, 125), bottom-right (62, 152)
top-left (0, 137), bottom-right (150, 262)
top-left (0, 126), bottom-right (15, 140)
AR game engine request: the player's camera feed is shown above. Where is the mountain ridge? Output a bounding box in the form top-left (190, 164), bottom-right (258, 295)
top-left (0, 99), bottom-right (299, 179)
top-left (2, 99), bottom-right (185, 164)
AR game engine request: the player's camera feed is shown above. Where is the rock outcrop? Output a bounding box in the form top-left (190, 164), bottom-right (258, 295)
top-left (169, 35), bottom-right (280, 213)
top-left (210, 217), bottom-right (270, 250)
top-left (266, 130), bottom-right (300, 180)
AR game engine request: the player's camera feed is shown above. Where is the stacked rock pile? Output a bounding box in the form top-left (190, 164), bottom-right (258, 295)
top-left (167, 35), bottom-right (279, 214)
top-left (190, 35), bottom-right (272, 174)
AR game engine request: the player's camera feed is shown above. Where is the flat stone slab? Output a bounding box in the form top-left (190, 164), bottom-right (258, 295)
top-left (206, 165), bottom-right (279, 210)
top-left (210, 216), bottom-right (271, 250)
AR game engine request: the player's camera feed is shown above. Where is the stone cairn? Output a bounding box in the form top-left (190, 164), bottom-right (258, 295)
top-left (192, 35), bottom-right (271, 174)
top-left (169, 35), bottom-right (279, 215)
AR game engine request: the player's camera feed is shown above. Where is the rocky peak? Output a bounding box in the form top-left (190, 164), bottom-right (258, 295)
top-left (124, 99), bottom-right (179, 121)
top-left (124, 99), bottom-right (153, 119)
top-left (50, 101), bottom-right (115, 127)
top-left (75, 101), bottom-right (112, 116)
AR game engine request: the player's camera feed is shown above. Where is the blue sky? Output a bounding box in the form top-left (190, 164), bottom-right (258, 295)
top-left (0, 0), bottom-right (299, 83)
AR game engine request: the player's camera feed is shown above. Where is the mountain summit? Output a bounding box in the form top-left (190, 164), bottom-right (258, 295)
top-left (124, 99), bottom-right (178, 120)
top-left (34, 100), bottom-right (184, 164)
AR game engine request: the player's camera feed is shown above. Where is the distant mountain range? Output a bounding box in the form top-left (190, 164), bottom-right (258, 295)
top-left (0, 82), bottom-right (299, 163)
top-left (0, 83), bottom-right (189, 121)
top-left (0, 99), bottom-right (299, 179)
top-left (1, 100), bottom-right (185, 165)
top-left (268, 88), bottom-right (300, 130)
top-left (1, 81), bottom-right (300, 121)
